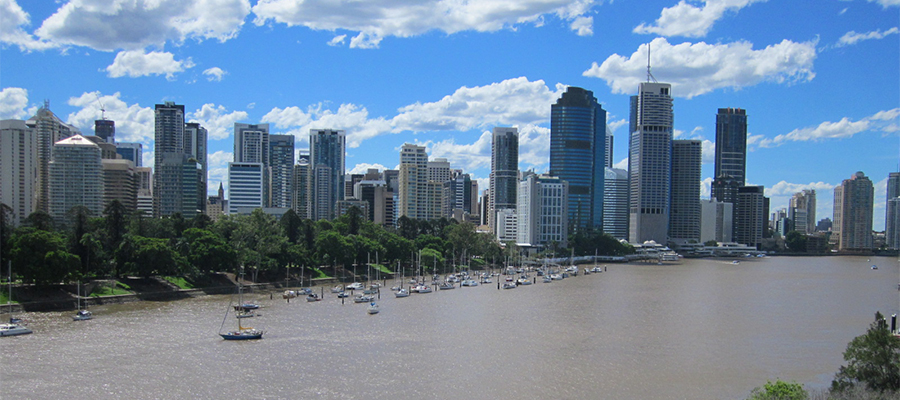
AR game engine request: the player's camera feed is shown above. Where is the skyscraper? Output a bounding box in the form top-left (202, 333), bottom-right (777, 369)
top-left (102, 159), bottom-right (137, 212)
top-left (116, 142), bottom-right (142, 167)
top-left (398, 143), bottom-right (428, 220)
top-left (735, 185), bottom-right (766, 248)
top-left (833, 171), bottom-right (874, 251)
top-left (517, 173), bottom-right (568, 248)
top-left (669, 140), bottom-right (702, 244)
top-left (788, 190), bottom-right (816, 234)
top-left (490, 127), bottom-right (519, 232)
top-left (268, 134), bottom-right (294, 208)
top-left (184, 122), bottom-right (207, 214)
top-left (228, 162), bottom-right (264, 214)
top-left (628, 82), bottom-right (673, 244)
top-left (48, 135), bottom-right (102, 226)
top-left (0, 119), bottom-right (37, 226)
top-left (26, 101), bottom-right (78, 214)
top-left (153, 101), bottom-right (185, 217)
top-left (886, 172), bottom-right (900, 249)
top-left (94, 119), bottom-right (115, 143)
top-left (292, 152), bottom-right (310, 219)
top-left (713, 108), bottom-right (748, 186)
top-left (309, 129), bottom-right (345, 220)
top-left (602, 167), bottom-right (629, 240)
top-left (550, 87), bottom-right (606, 232)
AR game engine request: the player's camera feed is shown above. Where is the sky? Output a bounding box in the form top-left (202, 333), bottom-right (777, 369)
top-left (1, 0), bottom-right (898, 230)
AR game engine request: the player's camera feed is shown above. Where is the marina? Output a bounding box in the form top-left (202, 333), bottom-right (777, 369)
top-left (1, 256), bottom-right (897, 399)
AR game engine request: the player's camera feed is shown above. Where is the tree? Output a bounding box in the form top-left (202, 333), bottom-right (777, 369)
top-left (11, 229), bottom-right (77, 285)
top-left (746, 380), bottom-right (808, 400)
top-left (23, 210), bottom-right (54, 231)
top-left (117, 235), bottom-right (187, 277)
top-left (279, 209), bottom-right (302, 244)
top-left (831, 312), bottom-right (900, 394)
top-left (0, 203), bottom-right (12, 268)
top-left (785, 231), bottom-right (807, 253)
top-left (181, 228), bottom-right (238, 274)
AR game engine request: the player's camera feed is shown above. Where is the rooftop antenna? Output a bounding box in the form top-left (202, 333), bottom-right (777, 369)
top-left (646, 42), bottom-right (658, 83)
top-left (95, 93), bottom-right (106, 120)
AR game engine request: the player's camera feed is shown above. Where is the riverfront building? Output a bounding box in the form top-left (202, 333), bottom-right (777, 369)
top-left (628, 82), bottom-right (673, 244)
top-left (27, 102), bottom-right (78, 214)
top-left (398, 144), bottom-right (428, 220)
top-left (832, 171), bottom-right (874, 251)
top-left (700, 199), bottom-right (733, 244)
top-left (491, 127), bottom-right (519, 233)
top-left (269, 134), bottom-right (294, 209)
top-left (550, 87), bottom-right (606, 232)
top-left (669, 140), bottom-right (702, 244)
top-left (734, 185), bottom-right (766, 248)
top-left (886, 172), bottom-right (900, 249)
top-left (292, 153), bottom-right (310, 219)
top-left (517, 173), bottom-right (568, 248)
top-left (48, 135), bottom-right (102, 226)
top-left (789, 190), bottom-right (816, 235)
top-left (0, 119), bottom-right (37, 226)
top-left (309, 129), bottom-right (345, 220)
top-left (227, 162), bottom-right (265, 214)
top-left (602, 167), bottom-right (629, 240)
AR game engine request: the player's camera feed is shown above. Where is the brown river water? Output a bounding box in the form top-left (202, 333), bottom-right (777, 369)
top-left (1, 255), bottom-right (897, 399)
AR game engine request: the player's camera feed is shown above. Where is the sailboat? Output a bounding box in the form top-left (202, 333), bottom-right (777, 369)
top-left (2, 262), bottom-right (32, 336)
top-left (72, 281), bottom-right (92, 321)
top-left (220, 269), bottom-right (263, 340)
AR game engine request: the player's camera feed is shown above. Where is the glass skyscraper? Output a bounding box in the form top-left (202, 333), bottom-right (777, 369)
top-left (549, 86), bottom-right (606, 231)
top-left (490, 127), bottom-right (518, 232)
top-left (309, 129), bottom-right (345, 220)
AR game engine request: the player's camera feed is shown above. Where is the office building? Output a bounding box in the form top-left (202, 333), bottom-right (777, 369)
top-left (135, 166), bottom-right (153, 216)
top-left (495, 208), bottom-right (518, 243)
top-left (292, 152), bottom-right (310, 219)
top-left (832, 171), bottom-right (874, 251)
top-left (491, 127), bottom-right (519, 232)
top-left (602, 167), bottom-right (629, 240)
top-left (517, 173), bottom-right (568, 248)
top-left (102, 159), bottom-right (137, 211)
top-left (234, 123), bottom-right (269, 164)
top-left (0, 120), bottom-right (37, 226)
top-left (428, 158), bottom-right (451, 185)
top-left (309, 129), bottom-right (345, 220)
top-left (269, 134), bottom-right (294, 208)
top-left (734, 186), bottom-right (766, 248)
top-left (398, 144), bottom-right (428, 220)
top-left (27, 101), bottom-right (78, 213)
top-left (789, 190), bottom-right (816, 234)
top-left (886, 172), bottom-right (900, 249)
top-left (153, 101), bottom-right (185, 217)
top-left (228, 162), bottom-right (265, 214)
top-left (669, 140), bottom-right (702, 244)
top-left (48, 135), bottom-right (102, 226)
top-left (628, 82), bottom-right (673, 244)
top-left (713, 108), bottom-right (748, 186)
top-left (116, 142), bottom-right (142, 167)
top-left (94, 118), bottom-right (115, 143)
top-left (700, 199), bottom-right (733, 243)
top-left (550, 87), bottom-right (606, 231)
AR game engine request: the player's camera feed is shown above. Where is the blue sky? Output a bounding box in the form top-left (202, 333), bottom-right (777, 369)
top-left (1, 0), bottom-right (898, 230)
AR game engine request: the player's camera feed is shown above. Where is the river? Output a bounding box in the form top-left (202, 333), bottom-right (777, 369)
top-left (2, 256), bottom-right (897, 399)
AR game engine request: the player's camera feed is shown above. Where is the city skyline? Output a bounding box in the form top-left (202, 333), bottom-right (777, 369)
top-left (1, 1), bottom-right (898, 230)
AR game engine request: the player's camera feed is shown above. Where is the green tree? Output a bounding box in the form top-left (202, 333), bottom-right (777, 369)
top-left (747, 380), bottom-right (808, 400)
top-left (784, 231), bottom-right (807, 253)
top-left (117, 235), bottom-right (187, 277)
top-left (11, 229), bottom-right (77, 285)
top-left (279, 209), bottom-right (303, 244)
top-left (831, 312), bottom-right (900, 394)
top-left (181, 228), bottom-right (238, 274)
top-left (0, 203), bottom-right (12, 268)
top-left (24, 210), bottom-right (54, 231)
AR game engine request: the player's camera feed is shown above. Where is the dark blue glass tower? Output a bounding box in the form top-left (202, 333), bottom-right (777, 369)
top-left (549, 87), bottom-right (607, 231)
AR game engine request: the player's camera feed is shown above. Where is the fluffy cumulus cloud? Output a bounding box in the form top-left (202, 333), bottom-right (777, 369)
top-left (35, 0), bottom-right (251, 51)
top-left (65, 91), bottom-right (155, 143)
top-left (251, 0), bottom-right (599, 48)
top-left (836, 27), bottom-right (899, 47)
top-left (584, 37), bottom-right (817, 98)
top-left (755, 108), bottom-right (900, 148)
top-left (0, 0), bottom-right (54, 51)
top-left (188, 103), bottom-right (249, 140)
top-left (0, 87), bottom-right (30, 119)
top-left (203, 67), bottom-right (227, 81)
top-left (634, 0), bottom-right (766, 38)
top-left (348, 163), bottom-right (388, 175)
top-left (263, 77), bottom-right (564, 149)
top-left (870, 0), bottom-right (900, 7)
top-left (765, 180), bottom-right (836, 197)
top-left (207, 150), bottom-right (234, 190)
top-left (105, 50), bottom-right (195, 79)
top-left (428, 131), bottom-right (494, 172)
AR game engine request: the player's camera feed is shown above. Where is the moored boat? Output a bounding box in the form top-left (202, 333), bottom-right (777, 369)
top-left (367, 302), bottom-right (380, 314)
top-left (0, 320), bottom-right (32, 336)
top-left (395, 288), bottom-right (410, 298)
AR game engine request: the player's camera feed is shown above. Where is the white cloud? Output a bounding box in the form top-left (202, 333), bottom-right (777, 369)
top-left (428, 131), bottom-right (494, 172)
top-left (35, 0), bottom-right (251, 51)
top-left (765, 181), bottom-right (836, 197)
top-left (65, 91), bottom-right (155, 143)
top-left (348, 163), bottom-right (387, 175)
top-left (756, 108), bottom-right (900, 148)
top-left (328, 34), bottom-right (347, 47)
top-left (203, 67), bottom-right (227, 82)
top-left (251, 0), bottom-right (601, 48)
top-left (0, 0), bottom-right (54, 51)
top-left (570, 16), bottom-right (593, 36)
top-left (701, 139), bottom-right (715, 164)
top-left (613, 157), bottom-right (628, 170)
top-left (188, 103), bottom-right (249, 140)
top-left (263, 77), bottom-right (564, 149)
top-left (584, 37), bottom-right (817, 98)
top-left (634, 0), bottom-right (766, 38)
top-left (105, 50), bottom-right (194, 79)
top-left (608, 118), bottom-right (628, 133)
top-left (0, 87), bottom-right (30, 119)
top-left (869, 0), bottom-right (900, 8)
top-left (207, 150), bottom-right (234, 192)
top-left (836, 27), bottom-right (899, 47)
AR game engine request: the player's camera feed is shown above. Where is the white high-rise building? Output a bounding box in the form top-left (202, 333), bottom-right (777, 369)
top-left (789, 189), bottom-right (816, 234)
top-left (517, 173), bottom-right (568, 248)
top-left (629, 82), bottom-right (674, 244)
top-left (228, 162), bottom-right (264, 214)
top-left (48, 135), bottom-right (102, 226)
top-left (27, 102), bottom-right (79, 214)
top-left (0, 119), bottom-right (37, 226)
top-left (398, 144), bottom-right (428, 220)
top-left (700, 199), bottom-right (733, 244)
top-left (495, 208), bottom-right (518, 243)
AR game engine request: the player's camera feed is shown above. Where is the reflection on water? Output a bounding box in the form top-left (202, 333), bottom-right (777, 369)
top-left (2, 256), bottom-right (897, 399)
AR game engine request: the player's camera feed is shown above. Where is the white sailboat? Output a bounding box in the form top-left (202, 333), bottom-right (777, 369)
top-left (2, 262), bottom-right (31, 336)
top-left (220, 269), bottom-right (263, 340)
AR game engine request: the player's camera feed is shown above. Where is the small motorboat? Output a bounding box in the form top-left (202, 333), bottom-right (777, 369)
top-left (550, 274), bottom-right (563, 280)
top-left (0, 319), bottom-right (32, 336)
top-left (282, 290), bottom-right (297, 299)
top-left (367, 302), bottom-right (380, 314)
top-left (346, 282), bottom-right (364, 291)
top-left (306, 294), bottom-right (322, 302)
top-left (590, 267), bottom-right (603, 273)
top-left (461, 279), bottom-right (478, 287)
top-left (502, 282), bottom-right (517, 289)
top-left (438, 282), bottom-right (455, 290)
top-left (234, 303), bottom-right (260, 311)
top-left (395, 288), bottom-right (410, 298)
top-left (542, 276), bottom-right (552, 283)
top-left (354, 294), bottom-right (375, 303)
top-left (330, 285), bottom-right (344, 293)
top-left (413, 284), bottom-right (432, 294)
top-left (337, 291), bottom-right (350, 298)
